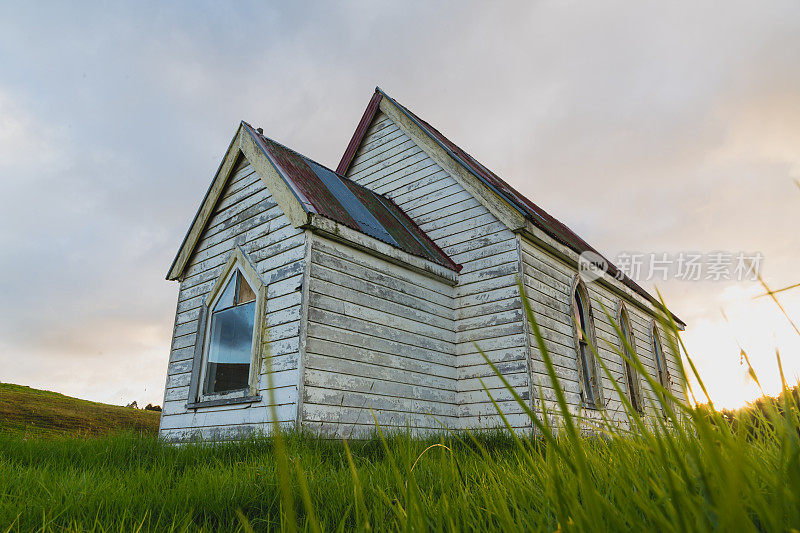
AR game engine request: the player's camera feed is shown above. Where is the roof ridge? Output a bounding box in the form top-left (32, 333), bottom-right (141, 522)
top-left (247, 121), bottom-right (391, 197)
top-left (248, 122), bottom-right (442, 231)
top-left (247, 124), bottom-right (340, 177)
top-left (367, 90), bottom-right (684, 326)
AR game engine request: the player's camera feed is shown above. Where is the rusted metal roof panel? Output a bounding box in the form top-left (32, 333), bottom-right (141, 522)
top-left (344, 180), bottom-right (459, 271)
top-left (243, 122), bottom-right (459, 271)
top-left (305, 158), bottom-right (399, 248)
top-left (250, 130), bottom-right (359, 228)
top-left (368, 89), bottom-right (684, 326)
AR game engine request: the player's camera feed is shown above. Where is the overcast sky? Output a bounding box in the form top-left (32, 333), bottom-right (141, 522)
top-left (1, 2), bottom-right (798, 409)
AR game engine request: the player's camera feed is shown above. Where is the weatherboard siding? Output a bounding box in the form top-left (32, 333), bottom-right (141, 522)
top-left (162, 105), bottom-right (687, 440)
top-left (519, 236), bottom-right (686, 424)
top-left (160, 159), bottom-right (306, 441)
top-left (346, 111), bottom-right (532, 431)
top-left (301, 236), bottom-right (457, 437)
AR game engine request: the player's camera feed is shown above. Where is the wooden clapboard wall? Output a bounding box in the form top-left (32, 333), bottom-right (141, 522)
top-left (345, 111), bottom-right (532, 431)
top-left (160, 159), bottom-right (306, 441)
top-left (160, 113), bottom-right (687, 441)
top-left (520, 237), bottom-right (686, 422)
top-left (301, 236), bottom-right (457, 437)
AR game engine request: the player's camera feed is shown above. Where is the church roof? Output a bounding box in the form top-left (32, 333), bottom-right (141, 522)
top-left (338, 88), bottom-right (684, 326)
top-left (243, 122), bottom-right (460, 272)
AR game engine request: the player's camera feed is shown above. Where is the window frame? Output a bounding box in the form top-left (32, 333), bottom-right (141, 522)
top-left (189, 247), bottom-right (266, 408)
top-left (570, 276), bottom-right (603, 409)
top-left (651, 320), bottom-right (670, 391)
top-left (616, 302), bottom-right (643, 413)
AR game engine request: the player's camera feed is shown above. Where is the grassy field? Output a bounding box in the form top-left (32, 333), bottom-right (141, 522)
top-left (0, 382), bottom-right (160, 437)
top-left (1, 288), bottom-right (799, 531)
top-left (2, 391), bottom-right (799, 531)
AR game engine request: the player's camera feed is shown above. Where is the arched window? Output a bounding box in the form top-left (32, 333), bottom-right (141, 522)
top-left (617, 303), bottom-right (643, 412)
top-left (571, 278), bottom-right (601, 408)
top-left (202, 268), bottom-right (257, 395)
top-left (651, 322), bottom-right (670, 392)
top-left (187, 247), bottom-right (265, 407)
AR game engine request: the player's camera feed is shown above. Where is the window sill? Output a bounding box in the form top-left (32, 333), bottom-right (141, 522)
top-left (187, 395), bottom-right (261, 410)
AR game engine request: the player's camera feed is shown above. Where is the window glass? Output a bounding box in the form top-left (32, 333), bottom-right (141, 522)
top-left (619, 309), bottom-right (642, 412)
top-left (653, 328), bottom-right (666, 387)
top-left (620, 313), bottom-right (629, 350)
top-left (237, 273), bottom-right (256, 304)
top-left (652, 325), bottom-right (671, 415)
top-left (203, 269), bottom-right (256, 395)
top-left (215, 273), bottom-right (237, 311)
top-left (573, 285), bottom-right (598, 406)
top-left (579, 342), bottom-right (595, 405)
top-left (573, 293), bottom-right (585, 342)
top-left (626, 365), bottom-right (639, 411)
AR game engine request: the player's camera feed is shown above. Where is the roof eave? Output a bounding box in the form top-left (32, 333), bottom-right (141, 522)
top-left (308, 214), bottom-right (459, 284)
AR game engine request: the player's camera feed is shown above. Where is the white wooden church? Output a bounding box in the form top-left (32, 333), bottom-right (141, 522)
top-left (159, 88), bottom-right (686, 441)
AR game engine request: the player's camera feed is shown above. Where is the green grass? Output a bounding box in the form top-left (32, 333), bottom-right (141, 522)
top-left (1, 282), bottom-right (799, 531)
top-left (1, 409), bottom-right (798, 532)
top-left (0, 382), bottom-right (160, 438)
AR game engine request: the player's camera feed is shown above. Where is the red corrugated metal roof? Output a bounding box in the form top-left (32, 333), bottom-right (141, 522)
top-left (243, 122), bottom-right (460, 272)
top-left (338, 89), bottom-right (684, 326)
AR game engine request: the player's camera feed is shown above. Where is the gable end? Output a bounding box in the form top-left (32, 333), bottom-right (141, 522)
top-left (344, 88), bottom-right (684, 327)
top-left (167, 123), bottom-right (314, 281)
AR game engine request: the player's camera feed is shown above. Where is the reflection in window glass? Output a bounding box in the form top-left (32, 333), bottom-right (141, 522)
top-left (237, 273), bottom-right (256, 304)
top-left (216, 274), bottom-right (237, 311)
top-left (653, 326), bottom-right (668, 389)
top-left (573, 285), bottom-right (598, 407)
top-left (203, 270), bottom-right (256, 395)
top-left (619, 308), bottom-right (642, 412)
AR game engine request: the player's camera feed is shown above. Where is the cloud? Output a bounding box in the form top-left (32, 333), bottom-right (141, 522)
top-left (0, 2), bottom-right (798, 408)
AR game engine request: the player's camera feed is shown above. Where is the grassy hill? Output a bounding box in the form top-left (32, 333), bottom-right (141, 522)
top-left (0, 382), bottom-right (160, 437)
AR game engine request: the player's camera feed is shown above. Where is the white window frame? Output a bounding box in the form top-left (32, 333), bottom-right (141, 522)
top-left (617, 302), bottom-right (643, 413)
top-left (570, 275), bottom-right (603, 409)
top-left (196, 247), bottom-right (266, 404)
top-left (651, 320), bottom-right (671, 393)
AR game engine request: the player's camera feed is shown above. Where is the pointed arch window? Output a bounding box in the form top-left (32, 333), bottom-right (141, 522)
top-left (187, 247), bottom-right (265, 408)
top-left (571, 278), bottom-right (602, 408)
top-left (651, 322), bottom-right (670, 391)
top-left (203, 270), bottom-right (257, 395)
top-left (617, 303), bottom-right (643, 413)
